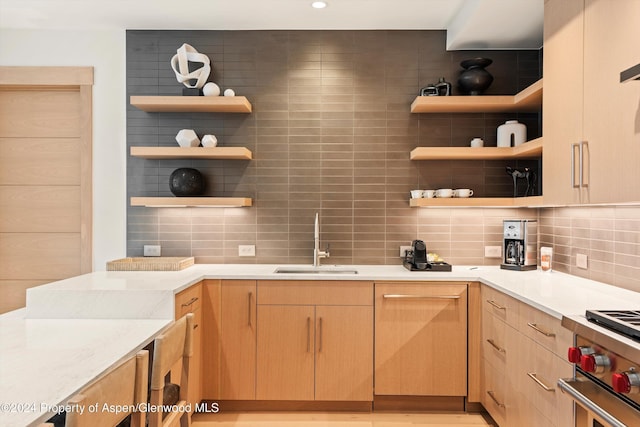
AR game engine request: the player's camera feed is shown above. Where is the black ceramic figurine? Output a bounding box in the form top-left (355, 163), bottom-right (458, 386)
top-left (169, 168), bottom-right (205, 197)
top-left (458, 58), bottom-right (494, 95)
top-left (506, 166), bottom-right (537, 197)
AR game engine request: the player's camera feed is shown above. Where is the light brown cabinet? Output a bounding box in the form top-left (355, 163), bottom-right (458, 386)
top-left (218, 280), bottom-right (257, 400)
top-left (480, 284), bottom-right (573, 427)
top-left (543, 0), bottom-right (640, 205)
top-left (256, 280), bottom-right (374, 402)
top-left (174, 282), bottom-right (203, 412)
top-left (374, 282), bottom-right (468, 397)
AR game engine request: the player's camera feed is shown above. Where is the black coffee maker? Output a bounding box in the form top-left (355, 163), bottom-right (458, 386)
top-left (406, 240), bottom-right (428, 269)
top-left (402, 240), bottom-right (451, 272)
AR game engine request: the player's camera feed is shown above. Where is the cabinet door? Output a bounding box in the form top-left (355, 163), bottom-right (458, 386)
top-left (219, 280), bottom-right (256, 400)
top-left (543, 0), bottom-right (585, 205)
top-left (315, 305), bottom-right (373, 401)
top-left (583, 0), bottom-right (640, 203)
top-left (375, 282), bottom-right (467, 396)
top-left (256, 305), bottom-right (315, 400)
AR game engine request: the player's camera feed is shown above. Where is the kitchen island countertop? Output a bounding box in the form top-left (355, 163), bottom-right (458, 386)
top-left (2, 264), bottom-right (640, 426)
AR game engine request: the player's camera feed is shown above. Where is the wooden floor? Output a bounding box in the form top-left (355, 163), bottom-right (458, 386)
top-left (193, 412), bottom-right (495, 426)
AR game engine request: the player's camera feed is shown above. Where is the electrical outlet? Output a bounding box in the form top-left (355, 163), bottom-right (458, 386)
top-left (484, 246), bottom-right (502, 258)
top-left (576, 253), bottom-right (588, 269)
top-left (400, 245), bottom-right (412, 258)
top-left (144, 245), bottom-right (161, 257)
top-left (239, 245), bottom-right (256, 257)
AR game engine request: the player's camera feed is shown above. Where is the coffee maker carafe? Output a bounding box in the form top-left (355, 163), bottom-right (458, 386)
top-left (500, 219), bottom-right (537, 271)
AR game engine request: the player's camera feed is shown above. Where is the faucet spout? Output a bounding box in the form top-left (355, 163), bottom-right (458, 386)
top-left (313, 212), bottom-right (330, 267)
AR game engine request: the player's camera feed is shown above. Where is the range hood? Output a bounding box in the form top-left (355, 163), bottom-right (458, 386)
top-left (620, 63), bottom-right (640, 82)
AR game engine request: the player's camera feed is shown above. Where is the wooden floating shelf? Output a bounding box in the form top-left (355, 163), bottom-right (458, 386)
top-left (131, 197), bottom-right (252, 208)
top-left (409, 196), bottom-right (543, 208)
top-left (410, 138), bottom-right (542, 160)
top-left (130, 146), bottom-right (253, 160)
top-left (410, 79), bottom-right (543, 113)
top-left (130, 96), bottom-right (252, 113)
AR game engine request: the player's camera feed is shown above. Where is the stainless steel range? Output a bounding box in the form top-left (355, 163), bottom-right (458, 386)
top-left (560, 310), bottom-right (640, 427)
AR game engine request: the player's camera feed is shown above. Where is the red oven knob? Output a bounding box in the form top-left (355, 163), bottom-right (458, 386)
top-left (581, 353), bottom-right (612, 374)
top-left (612, 370), bottom-right (640, 394)
top-left (567, 346), bottom-right (594, 363)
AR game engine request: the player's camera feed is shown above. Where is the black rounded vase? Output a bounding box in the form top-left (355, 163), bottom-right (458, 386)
top-left (169, 168), bottom-right (205, 197)
top-left (458, 58), bottom-right (494, 95)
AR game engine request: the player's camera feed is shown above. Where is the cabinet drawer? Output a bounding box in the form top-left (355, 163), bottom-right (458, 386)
top-left (482, 360), bottom-right (506, 427)
top-left (518, 302), bottom-right (573, 358)
top-left (482, 307), bottom-right (508, 369)
top-left (526, 342), bottom-right (574, 427)
top-left (257, 280), bottom-right (373, 306)
top-left (481, 285), bottom-right (519, 326)
top-left (175, 283), bottom-right (202, 318)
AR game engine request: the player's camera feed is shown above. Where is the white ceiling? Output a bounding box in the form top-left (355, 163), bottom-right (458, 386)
top-left (0, 0), bottom-right (543, 50)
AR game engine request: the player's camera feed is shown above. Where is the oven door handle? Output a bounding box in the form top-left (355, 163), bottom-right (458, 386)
top-left (557, 378), bottom-right (628, 427)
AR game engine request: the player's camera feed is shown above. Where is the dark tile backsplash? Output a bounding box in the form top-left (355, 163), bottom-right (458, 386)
top-left (126, 30), bottom-right (542, 265)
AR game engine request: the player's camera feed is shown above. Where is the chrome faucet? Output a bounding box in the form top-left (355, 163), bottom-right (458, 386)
top-left (313, 212), bottom-right (330, 267)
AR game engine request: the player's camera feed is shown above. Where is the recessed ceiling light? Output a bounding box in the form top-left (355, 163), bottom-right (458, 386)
top-left (311, 1), bottom-right (328, 9)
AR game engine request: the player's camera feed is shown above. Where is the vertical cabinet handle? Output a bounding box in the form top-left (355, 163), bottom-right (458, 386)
top-left (580, 141), bottom-right (588, 188)
top-left (571, 141), bottom-right (589, 189)
top-left (306, 317), bottom-right (311, 352)
top-left (247, 292), bottom-right (252, 326)
top-left (571, 142), bottom-right (580, 188)
top-left (318, 317), bottom-right (323, 352)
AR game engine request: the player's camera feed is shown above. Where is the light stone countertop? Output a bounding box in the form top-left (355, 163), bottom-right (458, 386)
top-left (2, 264), bottom-right (640, 426)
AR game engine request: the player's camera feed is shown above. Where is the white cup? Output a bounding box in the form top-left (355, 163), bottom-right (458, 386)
top-left (470, 138), bottom-right (484, 148)
top-left (454, 188), bottom-right (474, 198)
top-left (423, 189), bottom-right (436, 198)
top-left (410, 190), bottom-right (424, 199)
top-left (435, 188), bottom-right (453, 198)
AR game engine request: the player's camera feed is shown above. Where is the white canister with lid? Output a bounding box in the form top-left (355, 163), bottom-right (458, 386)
top-left (497, 120), bottom-right (527, 147)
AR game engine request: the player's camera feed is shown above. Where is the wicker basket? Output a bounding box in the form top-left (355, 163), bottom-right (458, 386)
top-left (106, 257), bottom-right (195, 271)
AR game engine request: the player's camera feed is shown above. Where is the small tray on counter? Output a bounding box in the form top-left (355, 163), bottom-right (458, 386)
top-left (403, 260), bottom-right (452, 272)
top-left (106, 257), bottom-right (195, 271)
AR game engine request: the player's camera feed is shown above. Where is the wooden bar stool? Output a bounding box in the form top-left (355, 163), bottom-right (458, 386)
top-left (148, 313), bottom-right (194, 427)
top-left (39, 349), bottom-right (149, 427)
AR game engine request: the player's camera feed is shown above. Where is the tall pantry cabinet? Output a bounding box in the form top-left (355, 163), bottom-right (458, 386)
top-left (543, 0), bottom-right (640, 205)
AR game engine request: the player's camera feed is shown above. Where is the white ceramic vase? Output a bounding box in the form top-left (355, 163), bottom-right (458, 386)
top-left (497, 120), bottom-right (527, 147)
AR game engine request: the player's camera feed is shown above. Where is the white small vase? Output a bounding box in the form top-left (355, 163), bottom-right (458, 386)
top-left (497, 120), bottom-right (527, 147)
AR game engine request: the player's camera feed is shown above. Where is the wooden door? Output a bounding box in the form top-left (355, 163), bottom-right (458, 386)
top-left (542, 0), bottom-right (585, 205)
top-left (256, 305), bottom-right (315, 400)
top-left (374, 282), bottom-right (467, 396)
top-left (219, 280), bottom-right (256, 400)
top-left (174, 283), bottom-right (203, 412)
top-left (0, 67), bottom-right (92, 313)
top-left (583, 0), bottom-right (640, 203)
top-left (315, 305), bottom-right (373, 401)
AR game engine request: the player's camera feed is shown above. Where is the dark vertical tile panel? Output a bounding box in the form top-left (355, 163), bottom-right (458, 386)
top-left (127, 30), bottom-right (541, 265)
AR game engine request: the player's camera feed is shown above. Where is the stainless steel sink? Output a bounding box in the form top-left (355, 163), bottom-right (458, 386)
top-left (274, 266), bottom-right (359, 275)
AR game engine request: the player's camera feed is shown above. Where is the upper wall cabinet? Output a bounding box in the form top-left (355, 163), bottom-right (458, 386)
top-left (130, 95), bottom-right (252, 113)
top-left (543, 0), bottom-right (640, 205)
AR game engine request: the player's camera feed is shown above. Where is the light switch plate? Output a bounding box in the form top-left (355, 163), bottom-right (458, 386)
top-left (484, 246), bottom-right (502, 258)
top-left (239, 245), bottom-right (256, 257)
top-left (144, 245), bottom-right (161, 257)
top-left (576, 253), bottom-right (588, 269)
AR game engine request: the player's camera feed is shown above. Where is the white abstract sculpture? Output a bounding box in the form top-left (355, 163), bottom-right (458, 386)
top-left (170, 43), bottom-right (211, 89)
top-left (175, 129), bottom-right (200, 147)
